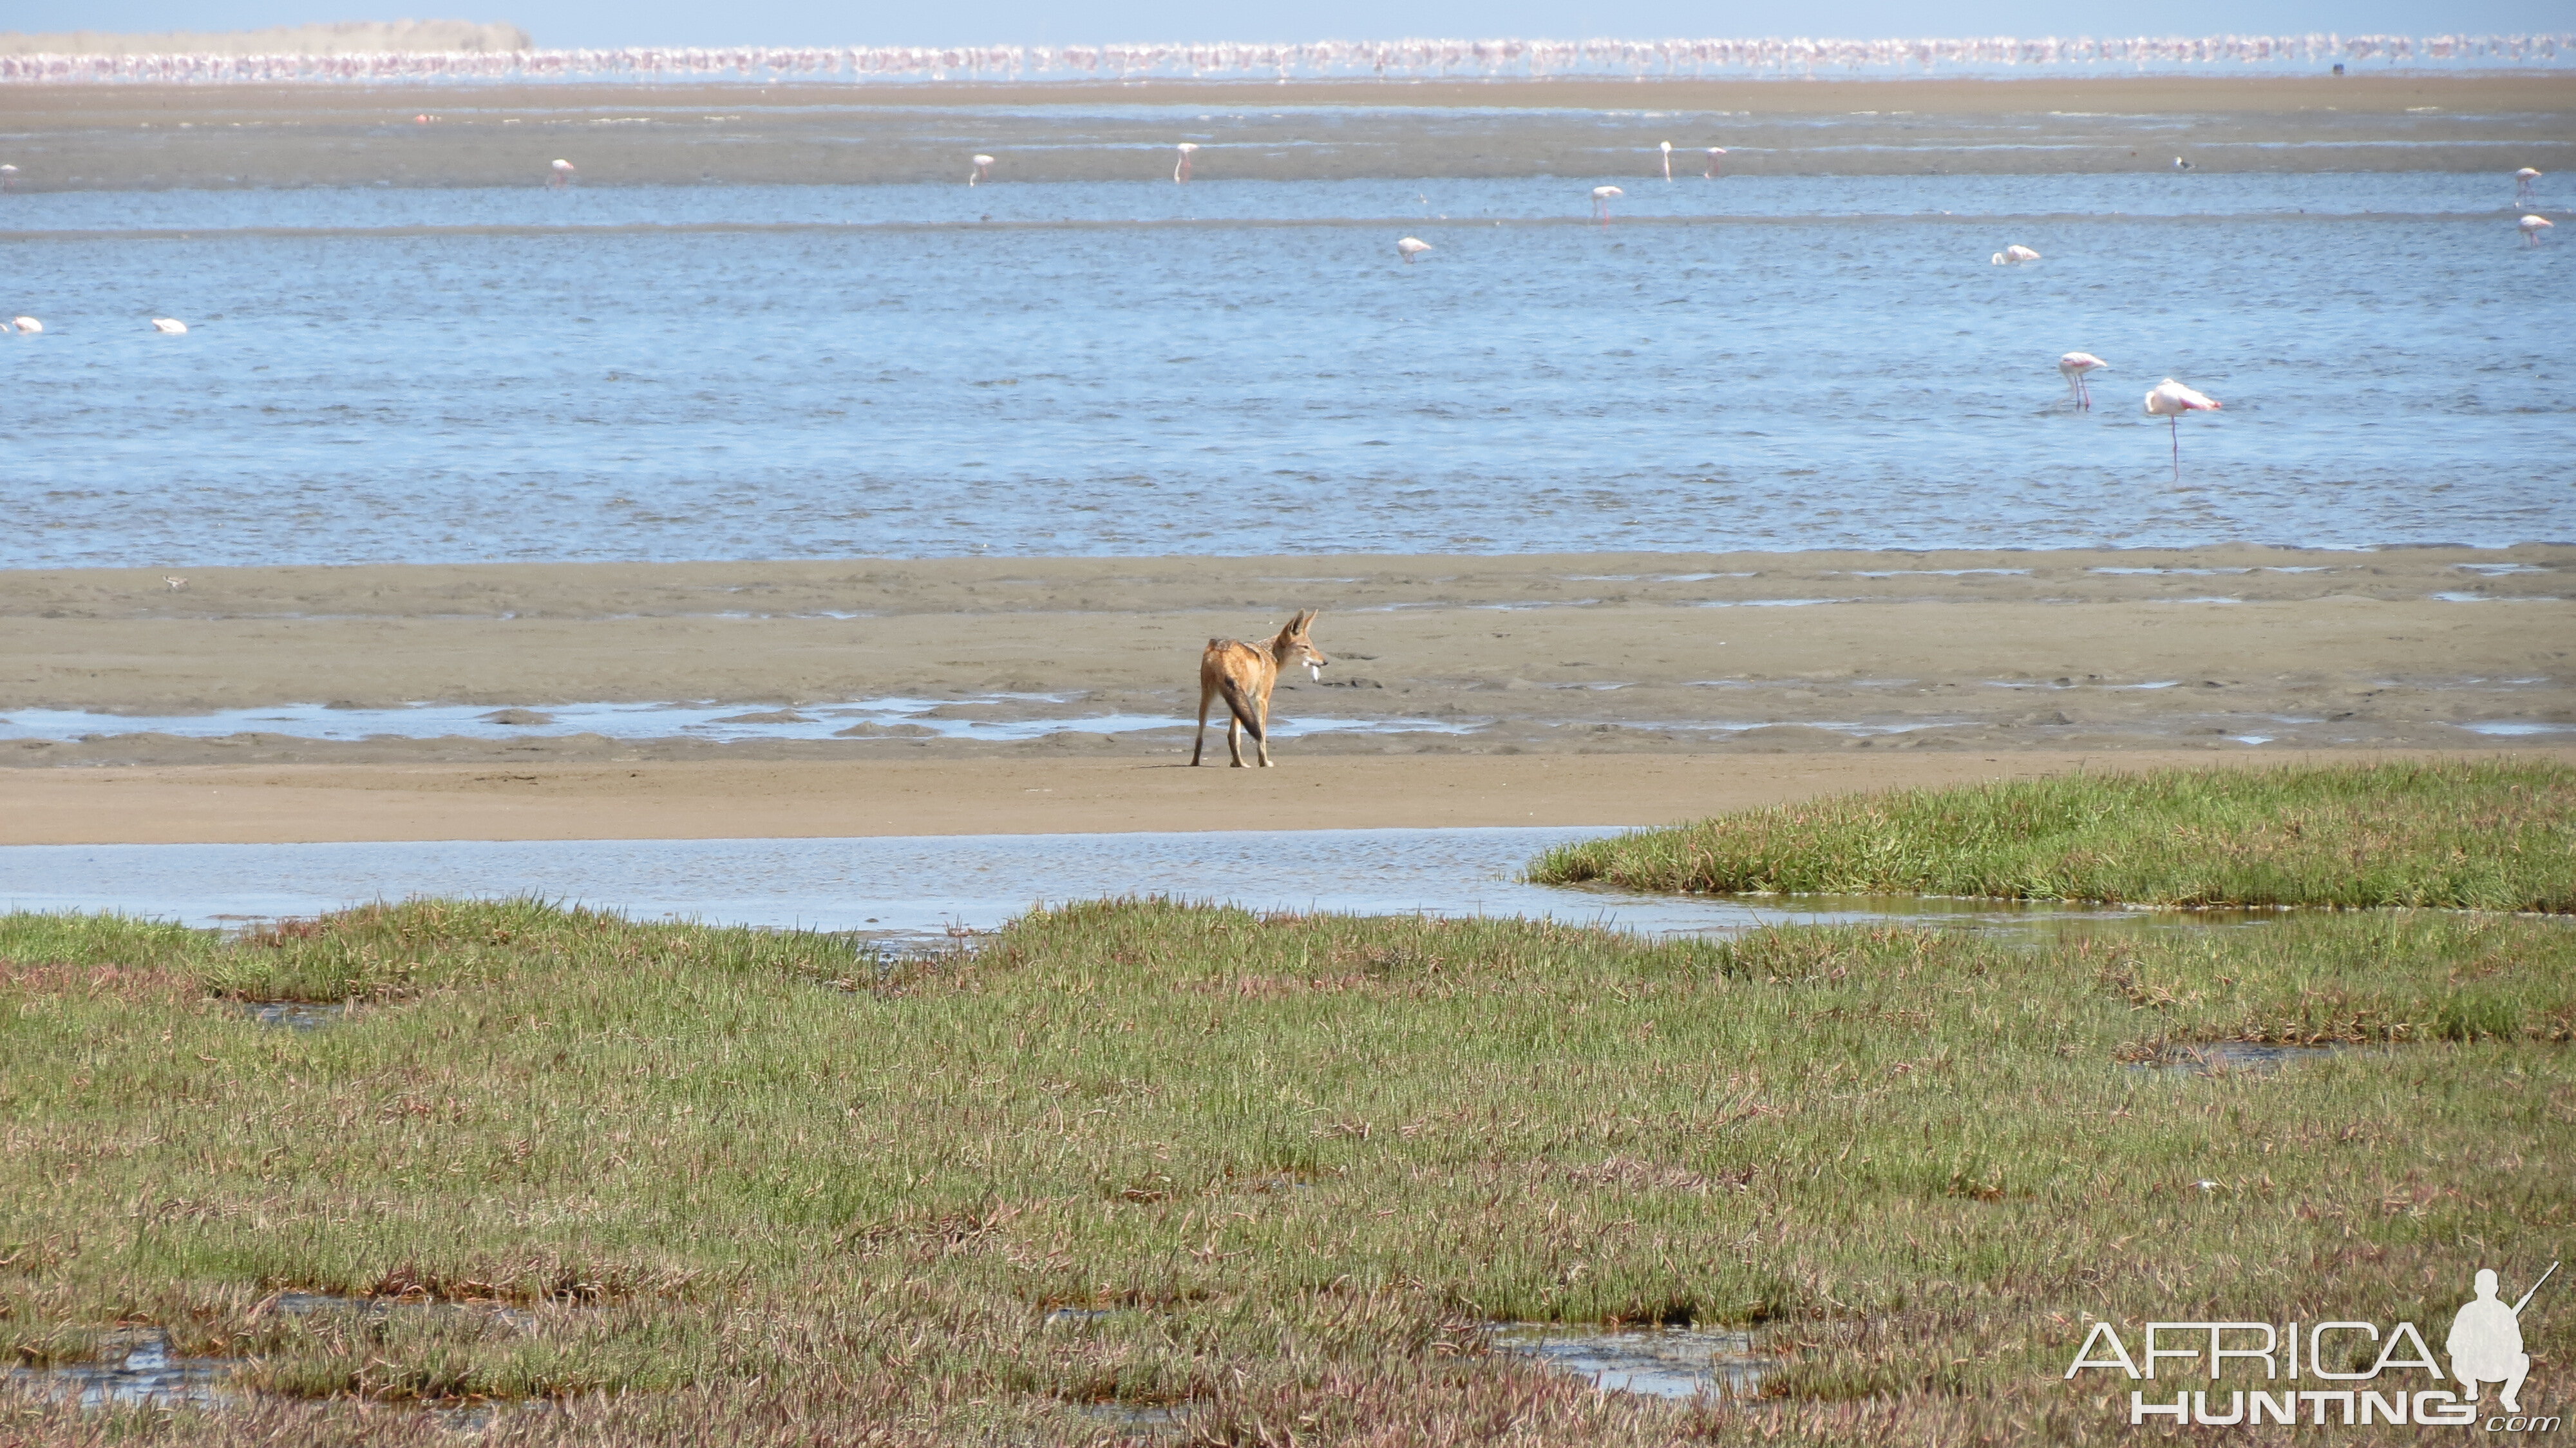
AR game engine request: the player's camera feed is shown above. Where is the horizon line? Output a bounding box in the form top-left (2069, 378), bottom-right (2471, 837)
top-left (5, 32), bottom-right (2571, 85)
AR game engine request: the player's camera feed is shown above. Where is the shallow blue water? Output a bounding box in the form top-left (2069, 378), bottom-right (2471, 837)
top-left (2, 171), bottom-right (2568, 567)
top-left (0, 171), bottom-right (2541, 229)
top-left (0, 826), bottom-right (2143, 938)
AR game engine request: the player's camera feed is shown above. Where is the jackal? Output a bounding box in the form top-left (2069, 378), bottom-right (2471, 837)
top-left (1191, 609), bottom-right (1327, 768)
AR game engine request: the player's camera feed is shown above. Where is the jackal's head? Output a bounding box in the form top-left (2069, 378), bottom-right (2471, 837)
top-left (1274, 609), bottom-right (1328, 681)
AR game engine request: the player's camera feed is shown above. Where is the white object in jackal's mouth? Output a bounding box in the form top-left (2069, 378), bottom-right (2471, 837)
top-left (1308, 663), bottom-right (1322, 680)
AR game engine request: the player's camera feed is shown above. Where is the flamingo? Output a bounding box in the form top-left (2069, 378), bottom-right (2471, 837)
top-left (2515, 167), bottom-right (2541, 198)
top-left (1660, 140), bottom-right (1672, 181)
top-left (969, 153), bottom-right (994, 185)
top-left (9, 316), bottom-right (39, 334)
top-left (2143, 379), bottom-right (2221, 483)
top-left (549, 158), bottom-right (575, 187)
top-left (0, 164), bottom-right (16, 190)
top-left (2521, 214), bottom-right (2554, 247)
top-left (1173, 142), bottom-right (1198, 183)
top-left (1703, 148), bottom-right (1727, 178)
top-left (1591, 185), bottom-right (1622, 225)
top-left (1396, 236), bottom-right (1432, 263)
top-left (1991, 244), bottom-right (2040, 265)
top-left (151, 318), bottom-right (187, 334)
top-left (2058, 352), bottom-right (2110, 409)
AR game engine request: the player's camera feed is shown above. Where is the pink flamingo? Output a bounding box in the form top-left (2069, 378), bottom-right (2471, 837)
top-left (2521, 214), bottom-right (2553, 247)
top-left (2057, 352), bottom-right (2110, 409)
top-left (549, 158), bottom-right (575, 188)
top-left (1659, 141), bottom-right (1672, 181)
top-left (1396, 236), bottom-right (1432, 263)
top-left (1703, 148), bottom-right (1727, 178)
top-left (1174, 142), bottom-right (1198, 184)
top-left (2516, 167), bottom-right (2542, 199)
top-left (2143, 379), bottom-right (2221, 483)
top-left (970, 154), bottom-right (994, 186)
top-left (1591, 186), bottom-right (1622, 225)
top-left (0, 164), bottom-right (16, 191)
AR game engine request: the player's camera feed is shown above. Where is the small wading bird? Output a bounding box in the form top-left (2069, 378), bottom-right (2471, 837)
top-left (2174, 156), bottom-right (2194, 171)
top-left (1173, 142), bottom-right (1198, 183)
top-left (2516, 167), bottom-right (2542, 198)
top-left (1660, 140), bottom-right (1673, 180)
top-left (549, 158), bottom-right (575, 187)
top-left (1193, 610), bottom-right (1327, 768)
top-left (1991, 244), bottom-right (2040, 265)
top-left (2058, 352), bottom-right (2110, 409)
top-left (2144, 378), bottom-right (2222, 484)
top-left (150, 318), bottom-right (187, 334)
top-left (9, 316), bottom-right (39, 334)
top-left (1704, 147), bottom-right (1727, 178)
top-left (969, 153), bottom-right (994, 185)
top-left (1591, 185), bottom-right (1622, 224)
top-left (163, 575), bottom-right (187, 591)
top-left (2521, 214), bottom-right (2554, 246)
top-left (1396, 236), bottom-right (1432, 263)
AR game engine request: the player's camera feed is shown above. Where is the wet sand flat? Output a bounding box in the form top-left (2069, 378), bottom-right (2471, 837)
top-left (10, 747), bottom-right (2570, 846)
top-left (1, 546), bottom-right (2569, 846)
top-left (3, 73), bottom-right (2569, 188)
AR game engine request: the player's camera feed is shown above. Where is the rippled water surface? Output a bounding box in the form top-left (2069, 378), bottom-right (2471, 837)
top-left (3, 170), bottom-right (2567, 566)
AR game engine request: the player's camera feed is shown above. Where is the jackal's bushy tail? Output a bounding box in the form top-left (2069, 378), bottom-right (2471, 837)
top-left (1216, 675), bottom-right (1264, 740)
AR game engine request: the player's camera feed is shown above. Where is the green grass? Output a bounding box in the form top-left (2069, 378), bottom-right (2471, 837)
top-left (1530, 759), bottom-right (2576, 911)
top-left (2, 897), bottom-right (2570, 1443)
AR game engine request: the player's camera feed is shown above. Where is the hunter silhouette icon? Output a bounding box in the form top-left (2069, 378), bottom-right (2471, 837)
top-left (2450, 1262), bottom-right (2557, 1414)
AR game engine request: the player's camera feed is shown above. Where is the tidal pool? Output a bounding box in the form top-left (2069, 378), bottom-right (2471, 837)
top-left (1492, 1322), bottom-right (1772, 1400)
top-left (0, 826), bottom-right (2155, 942)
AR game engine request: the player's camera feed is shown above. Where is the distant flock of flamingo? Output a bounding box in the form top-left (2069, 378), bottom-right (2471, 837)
top-left (3, 32), bottom-right (2567, 86)
top-left (7, 315), bottom-right (185, 333)
top-left (1, 148), bottom-right (2555, 484)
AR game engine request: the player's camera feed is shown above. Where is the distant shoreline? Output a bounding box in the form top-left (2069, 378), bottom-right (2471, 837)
top-left (6, 73), bottom-right (2575, 110)
top-left (2, 74), bottom-right (2566, 187)
top-left (6, 30), bottom-right (2570, 86)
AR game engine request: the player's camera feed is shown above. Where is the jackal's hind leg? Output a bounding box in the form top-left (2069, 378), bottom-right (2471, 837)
top-left (1191, 683), bottom-right (1212, 765)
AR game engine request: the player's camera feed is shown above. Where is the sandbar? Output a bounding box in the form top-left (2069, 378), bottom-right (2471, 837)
top-left (1, 74), bottom-right (2567, 191)
top-left (2, 545), bottom-right (2568, 843)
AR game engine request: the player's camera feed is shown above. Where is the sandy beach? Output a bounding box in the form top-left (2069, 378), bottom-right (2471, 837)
top-left (10, 747), bottom-right (2571, 846)
top-left (3, 545), bottom-right (2567, 843)
top-left (1, 73), bottom-right (2568, 191)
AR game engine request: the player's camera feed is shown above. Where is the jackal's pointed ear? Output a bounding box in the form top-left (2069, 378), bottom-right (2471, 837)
top-left (1289, 609), bottom-right (1318, 635)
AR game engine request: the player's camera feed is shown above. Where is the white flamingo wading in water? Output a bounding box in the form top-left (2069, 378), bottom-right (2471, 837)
top-left (2058, 352), bottom-right (2110, 409)
top-left (2143, 378), bottom-right (2222, 484)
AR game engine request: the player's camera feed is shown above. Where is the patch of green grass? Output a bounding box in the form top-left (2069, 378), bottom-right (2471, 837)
top-left (1530, 759), bottom-right (2576, 910)
top-left (1, 898), bottom-right (2569, 1444)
